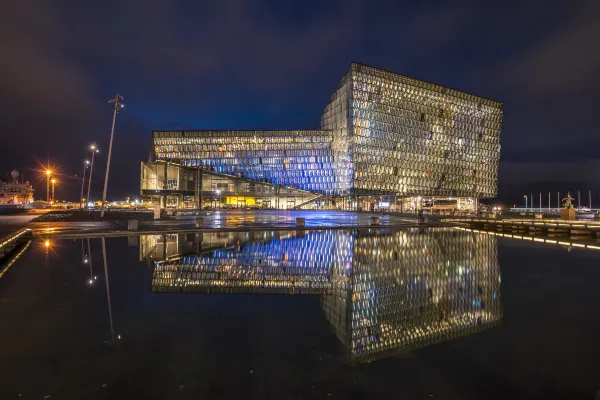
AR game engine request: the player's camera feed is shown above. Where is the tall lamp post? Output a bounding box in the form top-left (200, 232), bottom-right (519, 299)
top-left (524, 195), bottom-right (528, 209)
top-left (46, 169), bottom-right (52, 202)
top-left (100, 95), bottom-right (124, 218)
top-left (87, 144), bottom-right (99, 207)
top-left (531, 192), bottom-right (533, 209)
top-left (80, 160), bottom-right (90, 209)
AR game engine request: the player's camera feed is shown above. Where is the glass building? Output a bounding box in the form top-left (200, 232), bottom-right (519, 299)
top-left (143, 228), bottom-right (502, 362)
top-left (143, 63), bottom-right (503, 211)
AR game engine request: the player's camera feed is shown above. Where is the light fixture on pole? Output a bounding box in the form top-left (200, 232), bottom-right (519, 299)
top-left (87, 144), bottom-right (99, 208)
top-left (100, 94), bottom-right (124, 218)
top-left (46, 169), bottom-right (51, 202)
top-left (80, 160), bottom-right (90, 209)
top-left (524, 195), bottom-right (527, 209)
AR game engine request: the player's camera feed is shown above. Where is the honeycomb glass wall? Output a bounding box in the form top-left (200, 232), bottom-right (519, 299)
top-left (144, 62), bottom-right (503, 209)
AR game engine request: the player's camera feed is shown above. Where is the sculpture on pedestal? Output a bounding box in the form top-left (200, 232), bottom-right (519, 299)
top-left (560, 193), bottom-right (576, 220)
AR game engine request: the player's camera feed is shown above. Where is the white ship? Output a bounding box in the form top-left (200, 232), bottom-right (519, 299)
top-left (0, 170), bottom-right (34, 207)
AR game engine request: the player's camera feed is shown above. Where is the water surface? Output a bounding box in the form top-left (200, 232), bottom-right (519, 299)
top-left (0, 228), bottom-right (599, 399)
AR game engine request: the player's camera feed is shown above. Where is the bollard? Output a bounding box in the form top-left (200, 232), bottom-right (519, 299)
top-left (127, 220), bottom-right (139, 231)
top-left (370, 216), bottom-right (380, 225)
top-left (195, 217), bottom-right (203, 228)
top-left (296, 217), bottom-right (305, 227)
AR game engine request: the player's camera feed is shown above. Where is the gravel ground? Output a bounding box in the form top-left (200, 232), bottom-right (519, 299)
top-left (31, 210), bottom-right (153, 222)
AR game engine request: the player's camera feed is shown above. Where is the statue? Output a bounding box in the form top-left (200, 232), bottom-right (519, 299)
top-left (562, 194), bottom-right (575, 210)
top-left (560, 193), bottom-right (576, 220)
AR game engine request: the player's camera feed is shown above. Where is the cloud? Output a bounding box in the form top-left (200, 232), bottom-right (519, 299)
top-left (501, 159), bottom-right (600, 185)
top-left (500, 0), bottom-right (600, 95)
top-left (0, 0), bottom-right (96, 119)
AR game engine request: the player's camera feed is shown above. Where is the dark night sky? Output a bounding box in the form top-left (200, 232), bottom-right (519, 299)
top-left (1, 0), bottom-right (599, 207)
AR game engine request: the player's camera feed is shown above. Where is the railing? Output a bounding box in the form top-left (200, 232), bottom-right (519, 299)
top-left (0, 228), bottom-right (32, 279)
top-left (509, 208), bottom-right (600, 213)
top-left (0, 228), bottom-right (31, 253)
top-left (442, 218), bottom-right (600, 231)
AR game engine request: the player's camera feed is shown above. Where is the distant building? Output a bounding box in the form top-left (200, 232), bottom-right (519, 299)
top-left (142, 63), bottom-right (503, 211)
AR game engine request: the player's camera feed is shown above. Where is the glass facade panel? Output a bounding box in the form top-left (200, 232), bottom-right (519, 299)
top-left (141, 161), bottom-right (323, 210)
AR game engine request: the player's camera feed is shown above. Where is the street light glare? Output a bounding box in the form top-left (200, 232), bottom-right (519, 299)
top-left (46, 170), bottom-right (51, 175)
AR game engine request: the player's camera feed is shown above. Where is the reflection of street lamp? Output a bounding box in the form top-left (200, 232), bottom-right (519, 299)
top-left (80, 160), bottom-right (90, 209)
top-left (46, 170), bottom-right (52, 202)
top-left (87, 144), bottom-right (99, 206)
top-left (87, 238), bottom-right (95, 285)
top-left (101, 238), bottom-right (120, 345)
top-left (51, 179), bottom-right (56, 203)
top-left (524, 195), bottom-right (528, 209)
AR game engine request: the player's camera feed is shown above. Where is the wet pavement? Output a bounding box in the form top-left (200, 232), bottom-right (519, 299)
top-left (1, 227), bottom-right (599, 399)
top-left (0, 214), bottom-right (38, 235)
top-left (27, 210), bottom-right (429, 237)
top-left (180, 210), bottom-right (420, 228)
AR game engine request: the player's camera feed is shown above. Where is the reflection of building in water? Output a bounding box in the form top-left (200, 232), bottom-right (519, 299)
top-left (143, 228), bottom-right (501, 362)
top-left (147, 230), bottom-right (351, 295)
top-left (323, 229), bottom-right (501, 362)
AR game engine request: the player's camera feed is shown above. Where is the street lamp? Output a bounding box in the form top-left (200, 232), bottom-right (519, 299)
top-left (46, 169), bottom-right (52, 202)
top-left (100, 94), bottom-right (124, 218)
top-left (51, 178), bottom-right (56, 203)
top-left (87, 144), bottom-right (99, 207)
top-left (80, 160), bottom-right (90, 209)
top-left (524, 195), bottom-right (528, 209)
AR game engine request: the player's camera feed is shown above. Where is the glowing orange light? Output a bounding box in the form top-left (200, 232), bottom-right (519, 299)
top-left (46, 170), bottom-right (52, 176)
top-left (44, 240), bottom-right (50, 247)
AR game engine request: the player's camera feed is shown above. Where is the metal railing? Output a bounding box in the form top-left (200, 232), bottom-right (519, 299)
top-left (0, 228), bottom-right (32, 279)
